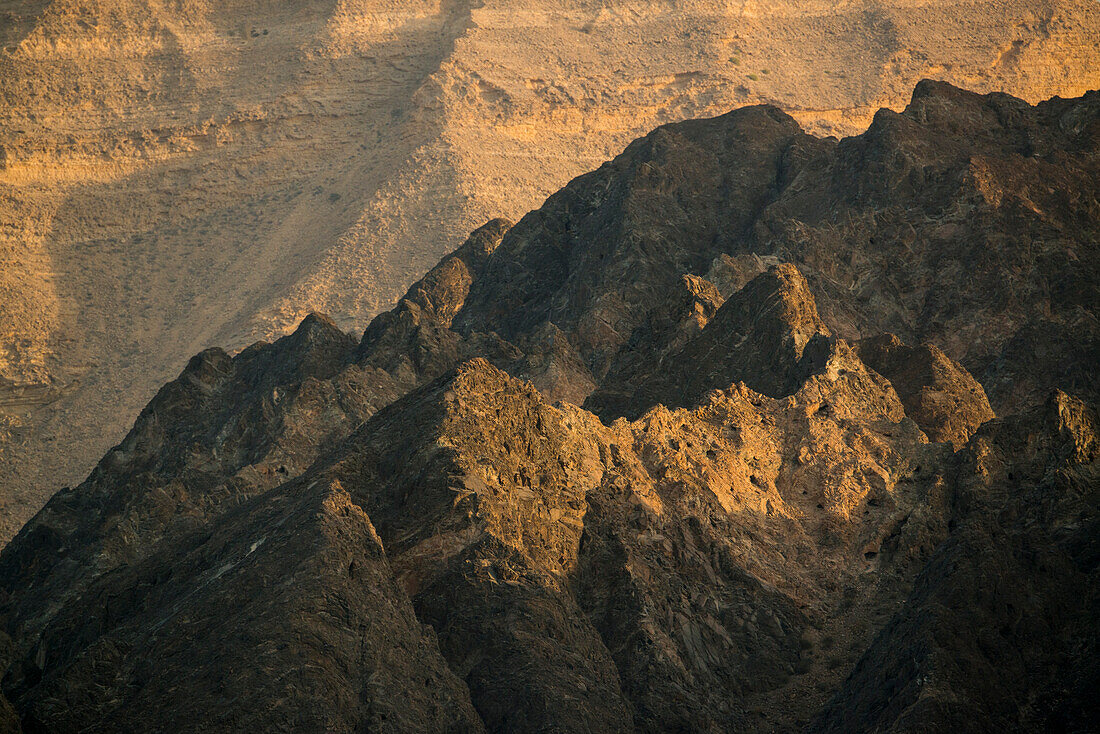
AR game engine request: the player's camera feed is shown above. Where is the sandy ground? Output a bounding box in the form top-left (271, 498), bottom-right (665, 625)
top-left (1, 0), bottom-right (1098, 542)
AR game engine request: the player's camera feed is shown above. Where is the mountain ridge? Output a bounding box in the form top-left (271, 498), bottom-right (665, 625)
top-left (0, 80), bottom-right (1097, 732)
top-left (3, 0), bottom-right (1099, 542)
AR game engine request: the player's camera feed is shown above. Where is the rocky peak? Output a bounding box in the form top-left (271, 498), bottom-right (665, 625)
top-left (857, 333), bottom-right (995, 448)
top-left (587, 264), bottom-right (830, 420)
top-left (368, 218), bottom-right (512, 335)
top-left (452, 104), bottom-right (809, 377)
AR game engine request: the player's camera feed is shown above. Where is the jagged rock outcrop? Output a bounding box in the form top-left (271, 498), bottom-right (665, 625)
top-left (455, 80), bottom-right (1100, 417)
top-left (0, 83), bottom-right (1097, 732)
top-left (810, 392), bottom-right (1099, 733)
top-left (856, 333), bottom-right (995, 449)
top-left (10, 482), bottom-right (484, 733)
top-left (587, 264), bottom-right (830, 420)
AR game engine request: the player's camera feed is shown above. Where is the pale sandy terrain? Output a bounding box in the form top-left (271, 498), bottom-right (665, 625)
top-left (1, 0), bottom-right (1098, 541)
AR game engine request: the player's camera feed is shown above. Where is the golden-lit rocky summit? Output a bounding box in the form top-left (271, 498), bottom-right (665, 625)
top-left (1, 0), bottom-right (1099, 540)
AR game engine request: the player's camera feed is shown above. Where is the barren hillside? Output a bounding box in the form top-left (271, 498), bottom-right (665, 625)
top-left (1, 0), bottom-right (1098, 540)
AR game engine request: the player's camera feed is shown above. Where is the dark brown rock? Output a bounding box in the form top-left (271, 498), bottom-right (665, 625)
top-left (587, 264), bottom-right (830, 419)
top-left (11, 480), bottom-right (483, 733)
top-left (857, 333), bottom-right (995, 448)
top-left (809, 392), bottom-right (1099, 734)
top-left (453, 104), bottom-right (814, 384)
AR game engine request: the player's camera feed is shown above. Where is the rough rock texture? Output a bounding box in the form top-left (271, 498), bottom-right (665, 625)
top-left (10, 482), bottom-right (484, 733)
top-left (3, 0), bottom-right (1100, 543)
top-left (856, 333), bottom-right (995, 449)
top-left (587, 264), bottom-right (831, 420)
top-left (0, 83), bottom-right (1097, 732)
top-left (809, 391), bottom-right (1099, 734)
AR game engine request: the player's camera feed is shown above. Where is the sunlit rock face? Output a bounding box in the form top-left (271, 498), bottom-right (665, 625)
top-left (0, 82), bottom-right (1096, 732)
top-left (1, 0), bottom-right (1098, 540)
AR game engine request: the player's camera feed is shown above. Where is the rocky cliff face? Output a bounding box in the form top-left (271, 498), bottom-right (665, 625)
top-left (3, 0), bottom-right (1100, 544)
top-left (0, 82), bottom-right (1097, 732)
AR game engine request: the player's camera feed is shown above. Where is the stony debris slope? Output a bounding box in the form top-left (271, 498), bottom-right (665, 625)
top-left (0, 82), bottom-right (1096, 732)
